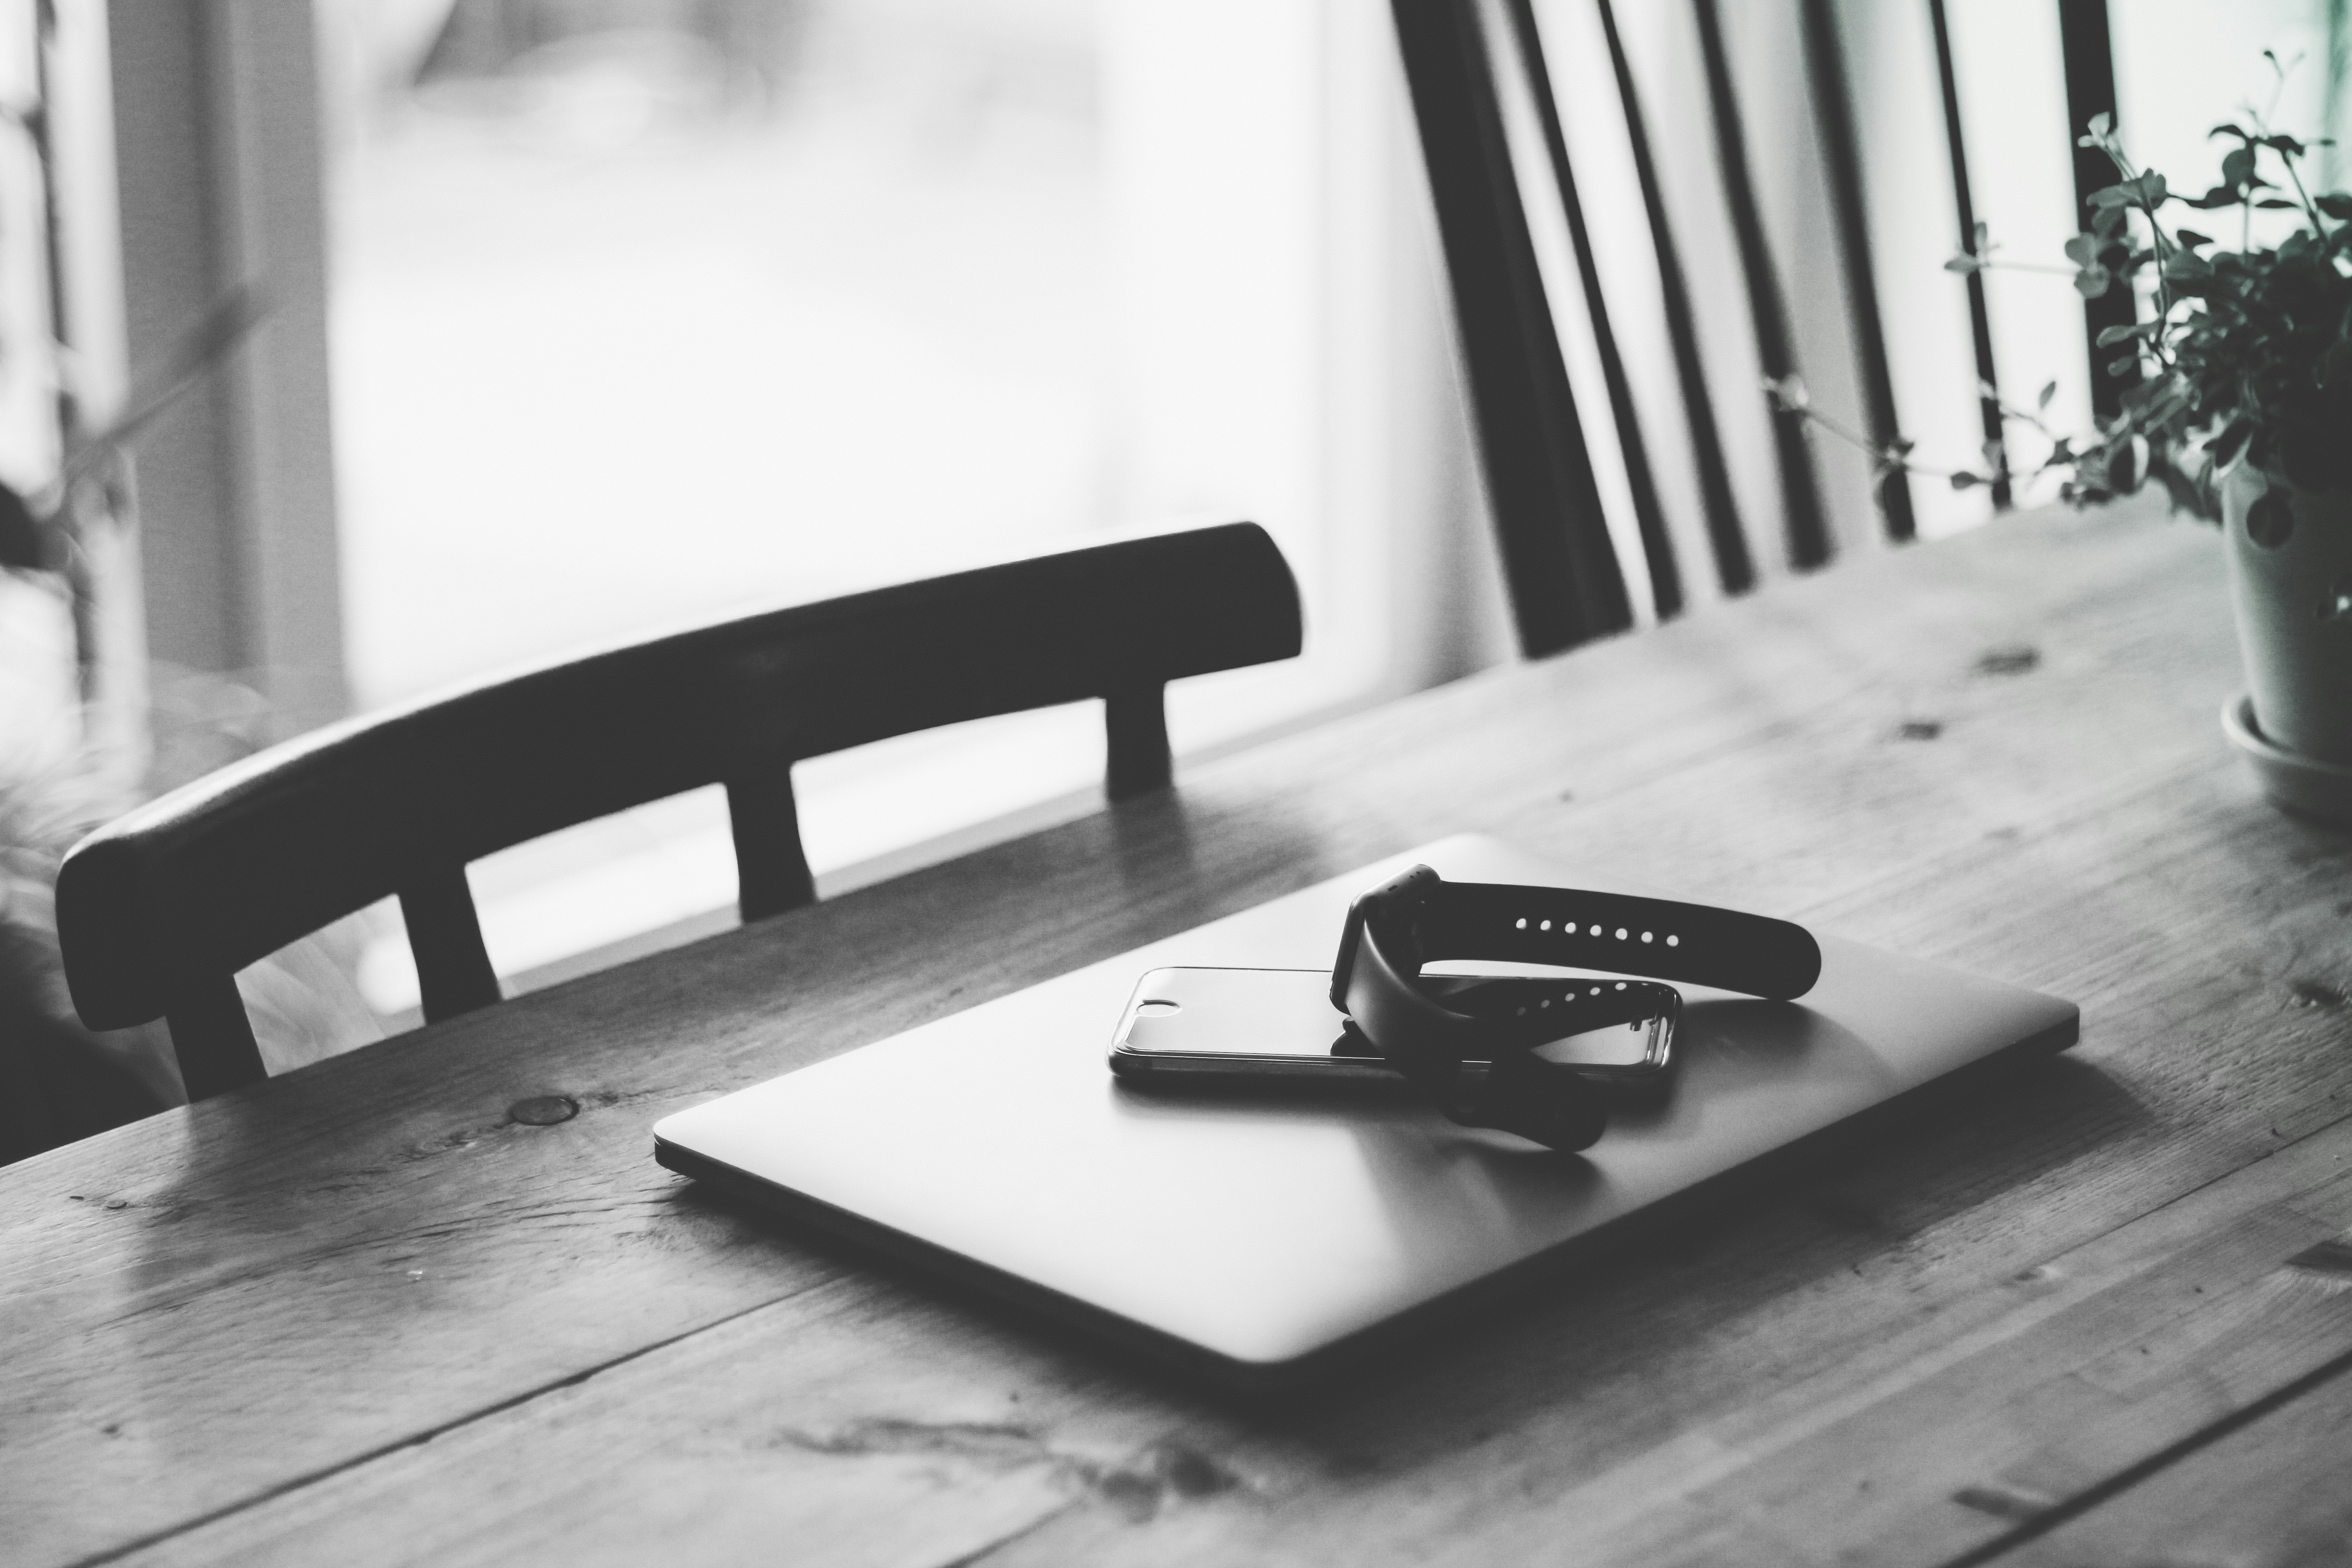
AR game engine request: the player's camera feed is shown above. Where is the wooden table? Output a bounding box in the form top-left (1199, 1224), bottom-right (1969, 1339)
top-left (10, 499), bottom-right (2352, 1568)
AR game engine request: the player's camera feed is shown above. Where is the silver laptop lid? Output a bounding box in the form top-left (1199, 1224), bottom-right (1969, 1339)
top-left (653, 836), bottom-right (2076, 1379)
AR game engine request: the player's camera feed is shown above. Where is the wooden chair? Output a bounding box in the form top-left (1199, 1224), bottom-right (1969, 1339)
top-left (57, 520), bottom-right (1301, 1102)
top-left (1388, 0), bottom-right (2126, 656)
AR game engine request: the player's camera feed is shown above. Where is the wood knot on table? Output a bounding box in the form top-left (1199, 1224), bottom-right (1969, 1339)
top-left (1973, 645), bottom-right (2040, 676)
top-left (1951, 1480), bottom-right (2056, 1522)
top-left (507, 1095), bottom-right (580, 1127)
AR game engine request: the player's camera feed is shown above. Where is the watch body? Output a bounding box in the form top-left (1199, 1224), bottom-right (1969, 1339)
top-left (1330, 865), bottom-right (1822, 1151)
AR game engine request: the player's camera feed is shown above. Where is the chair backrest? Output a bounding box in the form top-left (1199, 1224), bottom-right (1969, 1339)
top-left (1389, 0), bottom-right (2126, 656)
top-left (58, 520), bottom-right (1301, 1100)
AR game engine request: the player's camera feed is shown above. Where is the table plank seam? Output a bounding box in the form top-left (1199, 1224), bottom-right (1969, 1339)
top-left (934, 1499), bottom-right (1092, 1568)
top-left (1460, 1095), bottom-right (2352, 1567)
top-left (1932, 1340), bottom-right (2352, 1568)
top-left (59, 1284), bottom-right (820, 1568)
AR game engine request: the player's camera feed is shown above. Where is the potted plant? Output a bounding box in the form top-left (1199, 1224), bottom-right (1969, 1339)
top-left (1785, 74), bottom-right (2352, 821)
top-left (2040, 109), bottom-right (2352, 802)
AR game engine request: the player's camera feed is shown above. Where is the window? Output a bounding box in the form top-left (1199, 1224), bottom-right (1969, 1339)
top-left (306, 0), bottom-right (1504, 1014)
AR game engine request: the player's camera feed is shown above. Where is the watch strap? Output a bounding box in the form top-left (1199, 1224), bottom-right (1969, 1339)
top-left (1340, 902), bottom-right (1610, 1151)
top-left (1409, 880), bottom-right (1821, 1000)
top-left (1328, 864), bottom-right (1822, 1153)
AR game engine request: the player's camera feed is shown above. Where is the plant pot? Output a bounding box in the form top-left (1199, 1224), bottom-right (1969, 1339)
top-left (2221, 463), bottom-right (2352, 774)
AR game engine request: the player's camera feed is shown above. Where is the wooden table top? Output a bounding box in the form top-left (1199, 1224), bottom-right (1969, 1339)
top-left (10, 498), bottom-right (2352, 1568)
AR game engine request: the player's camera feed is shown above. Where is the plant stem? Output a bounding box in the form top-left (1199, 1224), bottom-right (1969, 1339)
top-left (2278, 148), bottom-right (2329, 234)
top-left (1779, 402), bottom-right (1976, 481)
top-left (1977, 258), bottom-right (2081, 277)
top-left (2246, 83), bottom-right (2331, 242)
top-left (2095, 136), bottom-right (2178, 372)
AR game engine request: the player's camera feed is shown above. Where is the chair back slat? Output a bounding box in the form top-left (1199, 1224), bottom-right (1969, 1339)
top-left (2057, 0), bottom-right (2133, 418)
top-left (1794, 0), bottom-right (1914, 542)
top-left (163, 973), bottom-right (264, 1103)
top-left (397, 864), bottom-right (501, 1022)
top-left (724, 755), bottom-right (818, 923)
top-left (1495, 0), bottom-right (1685, 621)
top-left (1411, 0), bottom-right (2086, 642)
top-left (1926, 0), bottom-right (2012, 512)
top-left (1687, 0), bottom-right (1833, 573)
top-left (1403, 0), bottom-right (1857, 650)
top-left (1391, 0), bottom-right (1632, 657)
top-left (59, 521), bottom-right (1300, 1094)
top-left (1102, 686), bottom-right (1173, 803)
top-left (1592, 0), bottom-right (1754, 598)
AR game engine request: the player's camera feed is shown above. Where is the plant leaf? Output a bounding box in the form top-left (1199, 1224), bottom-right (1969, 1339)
top-left (2320, 339), bottom-right (2352, 389)
top-left (2316, 192), bottom-right (2352, 219)
top-left (2038, 379), bottom-right (2058, 409)
top-left (2209, 417), bottom-right (2252, 466)
top-left (1950, 470), bottom-right (1981, 490)
top-left (0, 480), bottom-right (45, 570)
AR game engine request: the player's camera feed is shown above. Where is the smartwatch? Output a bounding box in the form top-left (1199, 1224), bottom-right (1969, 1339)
top-left (1330, 865), bottom-right (1823, 1152)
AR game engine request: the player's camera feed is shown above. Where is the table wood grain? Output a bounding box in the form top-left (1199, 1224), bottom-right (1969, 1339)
top-left (7, 497), bottom-right (2351, 1568)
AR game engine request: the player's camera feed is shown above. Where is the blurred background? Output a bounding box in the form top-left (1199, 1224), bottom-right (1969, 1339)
top-left (306, 0), bottom-right (1499, 1014)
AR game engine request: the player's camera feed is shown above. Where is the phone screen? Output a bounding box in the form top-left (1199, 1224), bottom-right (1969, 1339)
top-left (1112, 966), bottom-right (1675, 1079)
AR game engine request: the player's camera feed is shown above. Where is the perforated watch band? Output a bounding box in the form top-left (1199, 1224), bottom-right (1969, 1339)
top-left (1330, 865), bottom-right (1822, 1152)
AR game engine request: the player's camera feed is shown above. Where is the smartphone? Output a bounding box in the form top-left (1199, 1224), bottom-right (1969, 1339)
top-left (1107, 966), bottom-right (1678, 1089)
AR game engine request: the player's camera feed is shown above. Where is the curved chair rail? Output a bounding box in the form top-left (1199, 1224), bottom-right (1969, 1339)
top-left (59, 519), bottom-right (1301, 1100)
